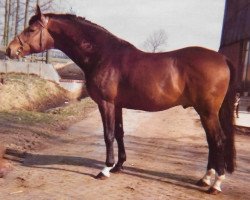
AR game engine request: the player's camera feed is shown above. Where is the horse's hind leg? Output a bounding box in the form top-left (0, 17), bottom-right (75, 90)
top-left (111, 107), bottom-right (126, 173)
top-left (197, 128), bottom-right (217, 187)
top-left (198, 112), bottom-right (226, 194)
top-left (196, 140), bottom-right (216, 187)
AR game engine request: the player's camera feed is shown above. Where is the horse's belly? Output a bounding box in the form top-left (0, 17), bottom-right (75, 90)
top-left (119, 93), bottom-right (181, 112)
top-left (123, 104), bottom-right (177, 112)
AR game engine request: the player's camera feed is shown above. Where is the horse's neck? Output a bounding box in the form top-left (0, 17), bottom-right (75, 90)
top-left (48, 17), bottom-right (122, 73)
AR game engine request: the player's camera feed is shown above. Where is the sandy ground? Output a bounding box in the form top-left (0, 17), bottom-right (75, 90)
top-left (0, 106), bottom-right (249, 200)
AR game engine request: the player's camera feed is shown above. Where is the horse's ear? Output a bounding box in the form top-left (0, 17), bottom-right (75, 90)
top-left (36, 5), bottom-right (42, 17)
top-left (36, 5), bottom-right (48, 27)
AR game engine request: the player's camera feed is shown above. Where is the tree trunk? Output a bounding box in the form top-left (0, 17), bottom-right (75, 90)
top-left (3, 0), bottom-right (9, 46)
top-left (46, 50), bottom-right (50, 64)
top-left (6, 0), bottom-right (12, 45)
top-left (14, 0), bottom-right (20, 37)
top-left (24, 0), bottom-right (30, 29)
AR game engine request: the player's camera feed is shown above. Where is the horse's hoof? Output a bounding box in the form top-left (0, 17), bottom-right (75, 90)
top-left (110, 165), bottom-right (123, 174)
top-left (196, 179), bottom-right (210, 187)
top-left (95, 172), bottom-right (108, 180)
top-left (206, 187), bottom-right (221, 195)
top-left (0, 160), bottom-right (12, 178)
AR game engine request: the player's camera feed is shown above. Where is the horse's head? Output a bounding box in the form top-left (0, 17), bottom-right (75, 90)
top-left (6, 5), bottom-right (54, 59)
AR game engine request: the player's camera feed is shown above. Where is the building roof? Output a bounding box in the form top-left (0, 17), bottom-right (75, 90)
top-left (220, 0), bottom-right (250, 47)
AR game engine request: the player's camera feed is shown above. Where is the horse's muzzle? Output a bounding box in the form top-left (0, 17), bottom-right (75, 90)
top-left (6, 45), bottom-right (23, 59)
top-left (5, 47), bottom-right (11, 58)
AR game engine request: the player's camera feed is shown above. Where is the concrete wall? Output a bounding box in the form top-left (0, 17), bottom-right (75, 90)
top-left (59, 79), bottom-right (85, 99)
top-left (0, 60), bottom-right (61, 82)
top-left (0, 60), bottom-right (85, 99)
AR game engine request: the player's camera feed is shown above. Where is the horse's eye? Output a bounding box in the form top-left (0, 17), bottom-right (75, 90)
top-left (29, 28), bottom-right (35, 32)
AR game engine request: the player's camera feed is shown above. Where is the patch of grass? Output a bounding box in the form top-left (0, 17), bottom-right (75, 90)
top-left (48, 97), bottom-right (94, 116)
top-left (0, 97), bottom-right (96, 126)
top-left (0, 110), bottom-right (55, 125)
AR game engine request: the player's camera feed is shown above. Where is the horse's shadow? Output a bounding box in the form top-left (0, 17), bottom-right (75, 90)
top-left (5, 148), bottom-right (204, 192)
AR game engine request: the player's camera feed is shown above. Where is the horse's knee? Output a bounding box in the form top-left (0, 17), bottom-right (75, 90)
top-left (104, 134), bottom-right (115, 144)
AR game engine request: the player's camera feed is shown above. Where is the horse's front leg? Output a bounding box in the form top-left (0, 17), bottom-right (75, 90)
top-left (110, 106), bottom-right (126, 173)
top-left (96, 101), bottom-right (116, 179)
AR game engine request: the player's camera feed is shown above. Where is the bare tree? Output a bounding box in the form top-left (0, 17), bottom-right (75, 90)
top-left (3, 0), bottom-right (10, 45)
top-left (143, 29), bottom-right (167, 53)
top-left (23, 0), bottom-right (29, 28)
top-left (14, 0), bottom-right (20, 36)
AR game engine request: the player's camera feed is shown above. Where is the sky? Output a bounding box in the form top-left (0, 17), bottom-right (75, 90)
top-left (59, 0), bottom-right (226, 51)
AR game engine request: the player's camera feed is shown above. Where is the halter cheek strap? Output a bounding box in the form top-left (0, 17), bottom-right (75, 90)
top-left (40, 28), bottom-right (44, 51)
top-left (37, 18), bottom-right (48, 51)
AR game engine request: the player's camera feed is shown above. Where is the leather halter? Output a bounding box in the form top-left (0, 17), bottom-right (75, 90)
top-left (16, 18), bottom-right (48, 52)
top-left (37, 20), bottom-right (46, 51)
top-left (17, 35), bottom-right (24, 46)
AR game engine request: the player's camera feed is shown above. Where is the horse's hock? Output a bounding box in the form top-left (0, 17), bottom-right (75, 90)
top-left (0, 60), bottom-right (85, 99)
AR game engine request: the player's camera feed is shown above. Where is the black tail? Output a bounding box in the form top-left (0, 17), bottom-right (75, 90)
top-left (219, 59), bottom-right (236, 173)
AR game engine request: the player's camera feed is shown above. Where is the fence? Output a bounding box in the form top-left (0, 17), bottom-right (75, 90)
top-left (0, 60), bottom-right (85, 98)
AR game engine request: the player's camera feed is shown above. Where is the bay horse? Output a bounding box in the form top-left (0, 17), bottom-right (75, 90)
top-left (6, 6), bottom-right (236, 194)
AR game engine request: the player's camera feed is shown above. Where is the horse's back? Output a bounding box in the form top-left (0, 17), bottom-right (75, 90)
top-left (118, 46), bottom-right (230, 111)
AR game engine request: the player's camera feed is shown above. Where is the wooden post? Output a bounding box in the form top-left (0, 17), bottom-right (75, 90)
top-left (46, 50), bottom-right (50, 64)
top-left (27, 63), bottom-right (30, 77)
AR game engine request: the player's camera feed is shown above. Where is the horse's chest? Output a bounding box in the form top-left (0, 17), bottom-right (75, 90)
top-left (86, 75), bottom-right (118, 103)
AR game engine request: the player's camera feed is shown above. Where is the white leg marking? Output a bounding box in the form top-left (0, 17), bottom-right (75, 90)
top-left (101, 164), bottom-right (115, 177)
top-left (212, 174), bottom-right (226, 192)
top-left (202, 169), bottom-right (215, 185)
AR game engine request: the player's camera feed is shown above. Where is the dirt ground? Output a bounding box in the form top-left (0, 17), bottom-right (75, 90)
top-left (0, 105), bottom-right (249, 200)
